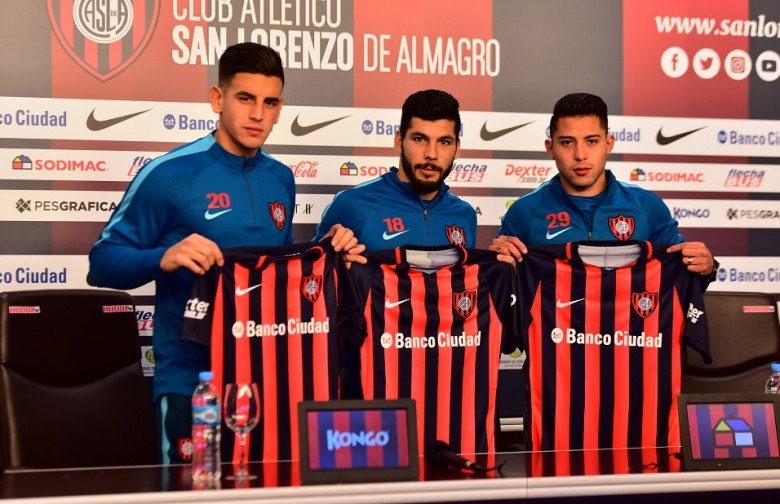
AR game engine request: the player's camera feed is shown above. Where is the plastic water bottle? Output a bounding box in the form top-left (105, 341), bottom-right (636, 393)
top-left (765, 362), bottom-right (780, 394)
top-left (192, 371), bottom-right (221, 482)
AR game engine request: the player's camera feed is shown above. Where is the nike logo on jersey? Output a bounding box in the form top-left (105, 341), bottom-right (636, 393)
top-left (290, 115), bottom-right (350, 136)
top-left (236, 284), bottom-right (262, 296)
top-left (382, 230), bottom-right (410, 240)
top-left (479, 121), bottom-right (534, 141)
top-left (546, 227), bottom-right (572, 240)
top-left (510, 294), bottom-right (517, 306)
top-left (556, 297), bottom-right (585, 308)
top-left (655, 126), bottom-right (706, 145)
top-left (204, 209), bottom-right (232, 220)
top-left (86, 109), bottom-right (150, 131)
top-left (385, 298), bottom-right (410, 309)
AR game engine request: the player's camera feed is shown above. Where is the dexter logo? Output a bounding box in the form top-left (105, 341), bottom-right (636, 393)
top-left (326, 429), bottom-right (390, 451)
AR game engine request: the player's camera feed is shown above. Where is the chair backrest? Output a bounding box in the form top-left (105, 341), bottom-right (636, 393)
top-left (682, 291), bottom-right (780, 394)
top-left (0, 289), bottom-right (157, 470)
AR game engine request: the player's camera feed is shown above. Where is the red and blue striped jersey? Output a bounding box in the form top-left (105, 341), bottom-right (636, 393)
top-left (182, 240), bottom-right (348, 462)
top-left (517, 241), bottom-right (711, 451)
top-left (343, 246), bottom-right (518, 455)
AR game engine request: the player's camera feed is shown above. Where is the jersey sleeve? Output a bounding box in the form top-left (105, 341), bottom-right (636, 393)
top-left (674, 253), bottom-right (712, 363)
top-left (482, 254), bottom-right (520, 355)
top-left (180, 265), bottom-right (220, 347)
top-left (336, 258), bottom-right (374, 399)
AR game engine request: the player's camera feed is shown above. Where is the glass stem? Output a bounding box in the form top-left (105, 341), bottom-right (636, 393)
top-left (239, 433), bottom-right (247, 475)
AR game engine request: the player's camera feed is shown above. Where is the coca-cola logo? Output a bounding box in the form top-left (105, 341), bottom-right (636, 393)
top-left (289, 161), bottom-right (319, 178)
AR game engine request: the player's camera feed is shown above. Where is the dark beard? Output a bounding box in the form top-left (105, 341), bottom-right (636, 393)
top-left (400, 152), bottom-right (452, 196)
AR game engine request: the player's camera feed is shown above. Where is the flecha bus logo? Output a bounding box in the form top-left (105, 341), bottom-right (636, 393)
top-left (47, 0), bottom-right (161, 81)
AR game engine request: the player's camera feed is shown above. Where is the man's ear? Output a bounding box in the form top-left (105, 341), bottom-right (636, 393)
top-left (209, 85), bottom-right (224, 114)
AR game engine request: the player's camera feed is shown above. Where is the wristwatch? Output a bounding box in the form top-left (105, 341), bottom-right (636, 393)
top-left (705, 258), bottom-right (720, 283)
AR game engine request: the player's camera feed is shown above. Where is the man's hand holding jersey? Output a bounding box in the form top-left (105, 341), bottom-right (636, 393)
top-left (161, 233), bottom-right (224, 275)
top-left (666, 241), bottom-right (716, 276)
top-left (322, 224), bottom-right (367, 266)
top-left (489, 235), bottom-right (528, 265)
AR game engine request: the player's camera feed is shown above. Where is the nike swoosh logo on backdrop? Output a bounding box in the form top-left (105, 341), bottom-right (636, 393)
top-left (382, 230), bottom-right (410, 240)
top-left (479, 121), bottom-right (534, 141)
top-left (545, 228), bottom-right (572, 240)
top-left (204, 209), bottom-right (232, 220)
top-left (385, 298), bottom-right (410, 309)
top-left (556, 297), bottom-right (585, 308)
top-left (656, 126), bottom-right (706, 145)
top-left (236, 284), bottom-right (262, 296)
top-left (290, 115), bottom-right (350, 136)
top-left (86, 109), bottom-right (151, 131)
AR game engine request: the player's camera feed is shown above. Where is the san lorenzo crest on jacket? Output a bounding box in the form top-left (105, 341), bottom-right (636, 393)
top-left (268, 202), bottom-right (287, 230)
top-left (445, 225), bottom-right (466, 246)
top-left (609, 214), bottom-right (635, 241)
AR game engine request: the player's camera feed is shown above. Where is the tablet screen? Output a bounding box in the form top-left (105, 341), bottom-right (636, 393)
top-left (298, 399), bottom-right (419, 483)
top-left (678, 393), bottom-right (780, 470)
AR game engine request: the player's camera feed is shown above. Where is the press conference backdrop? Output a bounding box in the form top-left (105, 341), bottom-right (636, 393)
top-left (0, 0), bottom-right (779, 380)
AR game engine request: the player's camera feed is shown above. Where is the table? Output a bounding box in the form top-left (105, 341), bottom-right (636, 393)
top-left (1, 449), bottom-right (779, 503)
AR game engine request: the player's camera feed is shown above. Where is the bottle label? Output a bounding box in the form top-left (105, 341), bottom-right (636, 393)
top-left (193, 405), bottom-right (220, 426)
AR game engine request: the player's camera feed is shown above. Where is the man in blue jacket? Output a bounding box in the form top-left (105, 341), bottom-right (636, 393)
top-left (314, 89), bottom-right (477, 250)
top-left (88, 42), bottom-right (359, 465)
top-left (491, 92), bottom-right (717, 280)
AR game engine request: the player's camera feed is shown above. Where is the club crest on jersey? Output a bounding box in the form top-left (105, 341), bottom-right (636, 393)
top-left (268, 202), bottom-right (287, 230)
top-left (47, 0), bottom-right (161, 81)
top-left (632, 291), bottom-right (659, 318)
top-left (178, 437), bottom-right (193, 462)
top-left (301, 275), bottom-right (323, 303)
top-left (609, 214), bottom-right (635, 241)
top-left (445, 225), bottom-right (466, 246)
top-left (453, 290), bottom-right (476, 318)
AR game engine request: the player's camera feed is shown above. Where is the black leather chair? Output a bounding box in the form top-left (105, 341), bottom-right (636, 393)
top-left (0, 289), bottom-right (157, 470)
top-left (682, 291), bottom-right (780, 394)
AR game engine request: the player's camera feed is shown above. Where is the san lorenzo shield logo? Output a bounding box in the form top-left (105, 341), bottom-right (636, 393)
top-left (632, 291), bottom-right (659, 319)
top-left (47, 0), bottom-right (160, 81)
top-left (445, 225), bottom-right (466, 247)
top-left (453, 290), bottom-right (476, 318)
top-left (609, 214), bottom-right (635, 241)
top-left (301, 275), bottom-right (323, 303)
top-left (268, 202), bottom-right (287, 230)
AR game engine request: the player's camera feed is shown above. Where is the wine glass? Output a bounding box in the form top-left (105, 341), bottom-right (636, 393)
top-left (223, 383), bottom-right (261, 480)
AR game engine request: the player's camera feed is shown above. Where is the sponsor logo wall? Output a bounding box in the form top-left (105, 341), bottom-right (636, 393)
top-left (1, 1), bottom-right (778, 372)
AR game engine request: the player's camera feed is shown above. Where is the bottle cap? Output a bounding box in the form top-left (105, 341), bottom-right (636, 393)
top-left (772, 362), bottom-right (780, 372)
top-left (199, 371), bottom-right (214, 381)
